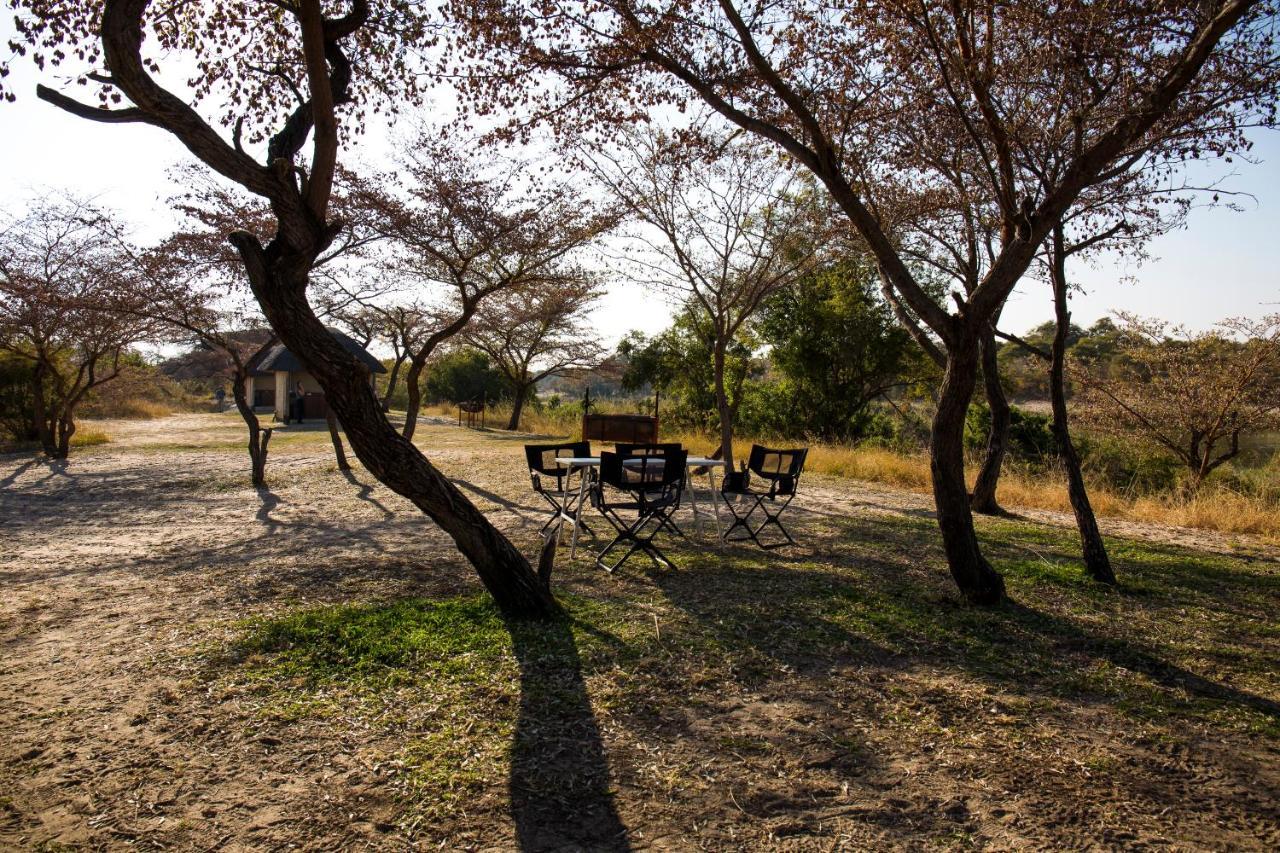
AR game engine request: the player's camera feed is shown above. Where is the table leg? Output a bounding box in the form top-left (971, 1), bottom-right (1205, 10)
top-left (570, 465), bottom-right (589, 560)
top-left (707, 466), bottom-right (723, 546)
top-left (687, 469), bottom-right (703, 536)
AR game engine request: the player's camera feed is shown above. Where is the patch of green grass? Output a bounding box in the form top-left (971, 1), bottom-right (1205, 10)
top-left (69, 429), bottom-right (109, 448)
top-left (205, 513), bottom-right (1280, 834)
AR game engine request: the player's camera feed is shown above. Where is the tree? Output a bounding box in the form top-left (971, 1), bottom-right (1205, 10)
top-left (1077, 314), bottom-right (1280, 491)
top-left (125, 233), bottom-right (284, 486)
top-left (0, 198), bottom-right (154, 459)
top-left (6, 0), bottom-right (560, 616)
top-left (618, 313), bottom-right (751, 432)
top-left (452, 0), bottom-right (1280, 604)
top-left (583, 126), bottom-right (817, 471)
top-left (464, 276), bottom-right (605, 430)
top-left (424, 347), bottom-right (507, 406)
top-left (757, 258), bottom-right (925, 442)
top-left (340, 144), bottom-right (615, 440)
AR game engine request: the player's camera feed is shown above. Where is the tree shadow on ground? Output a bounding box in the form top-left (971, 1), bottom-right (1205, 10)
top-left (653, 511), bottom-right (1280, 727)
top-left (506, 615), bottom-right (631, 852)
top-left (341, 469), bottom-right (394, 518)
top-left (255, 485), bottom-right (281, 528)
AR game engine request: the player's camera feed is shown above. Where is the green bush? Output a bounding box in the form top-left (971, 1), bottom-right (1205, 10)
top-left (965, 401), bottom-right (1058, 463)
top-left (1076, 434), bottom-right (1181, 495)
top-left (0, 352), bottom-right (37, 442)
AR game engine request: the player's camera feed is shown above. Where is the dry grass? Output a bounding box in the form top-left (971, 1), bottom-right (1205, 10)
top-left (424, 402), bottom-right (1280, 539)
top-left (69, 428), bottom-right (110, 448)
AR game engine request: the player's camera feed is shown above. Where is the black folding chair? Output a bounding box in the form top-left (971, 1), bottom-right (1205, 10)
top-left (721, 445), bottom-right (808, 549)
top-left (524, 441), bottom-right (595, 537)
top-left (613, 443), bottom-right (686, 535)
top-left (591, 446), bottom-right (687, 572)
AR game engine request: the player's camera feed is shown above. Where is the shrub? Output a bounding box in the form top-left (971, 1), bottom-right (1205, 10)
top-left (965, 401), bottom-right (1057, 463)
top-left (1077, 433), bottom-right (1181, 496)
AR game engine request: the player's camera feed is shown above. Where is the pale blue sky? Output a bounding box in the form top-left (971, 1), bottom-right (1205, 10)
top-left (1, 35), bottom-right (1276, 343)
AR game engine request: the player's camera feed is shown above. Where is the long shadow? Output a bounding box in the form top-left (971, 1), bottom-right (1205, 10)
top-left (453, 478), bottom-right (538, 523)
top-left (256, 486), bottom-right (281, 529)
top-left (0, 457), bottom-right (38, 490)
top-left (506, 614), bottom-right (630, 852)
top-left (656, 512), bottom-right (1280, 725)
top-left (341, 469), bottom-right (394, 519)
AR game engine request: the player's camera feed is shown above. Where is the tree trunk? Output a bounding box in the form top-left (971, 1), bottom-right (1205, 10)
top-left (507, 384), bottom-right (528, 431)
top-left (380, 353), bottom-right (406, 413)
top-left (231, 368), bottom-right (271, 487)
top-left (712, 338), bottom-right (736, 472)
top-left (326, 407), bottom-right (352, 471)
top-left (30, 363), bottom-right (58, 458)
top-left (971, 328), bottom-right (1010, 515)
top-left (230, 231), bottom-right (558, 619)
top-left (1050, 229), bottom-right (1115, 584)
top-left (931, 331), bottom-right (1007, 605)
top-left (402, 357), bottom-right (425, 440)
top-left (54, 412), bottom-right (74, 459)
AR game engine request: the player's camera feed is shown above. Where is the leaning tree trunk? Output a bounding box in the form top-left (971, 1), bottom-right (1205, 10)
top-left (971, 328), bottom-right (1011, 515)
top-left (1050, 231), bottom-right (1114, 583)
top-left (401, 357), bottom-right (425, 441)
top-left (230, 230), bottom-right (558, 618)
top-left (931, 330), bottom-right (1007, 605)
top-left (507, 384), bottom-right (529, 431)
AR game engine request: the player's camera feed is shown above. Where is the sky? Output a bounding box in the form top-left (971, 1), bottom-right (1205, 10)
top-left (1, 21), bottom-right (1277, 346)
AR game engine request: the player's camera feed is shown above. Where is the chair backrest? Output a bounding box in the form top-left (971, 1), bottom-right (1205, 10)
top-left (599, 446), bottom-right (686, 493)
top-left (524, 441), bottom-right (592, 478)
top-left (746, 445), bottom-right (808, 495)
top-left (614, 442), bottom-right (683, 457)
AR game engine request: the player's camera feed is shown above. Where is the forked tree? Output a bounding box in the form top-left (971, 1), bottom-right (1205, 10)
top-left (463, 276), bottom-right (605, 430)
top-left (583, 125), bottom-right (818, 471)
top-left (0, 198), bottom-right (155, 459)
top-left (342, 145), bottom-right (615, 440)
top-left (1077, 313), bottom-right (1280, 491)
top-left (451, 0), bottom-right (1280, 604)
top-left (125, 234), bottom-right (282, 486)
top-left (4, 1), bottom-right (559, 616)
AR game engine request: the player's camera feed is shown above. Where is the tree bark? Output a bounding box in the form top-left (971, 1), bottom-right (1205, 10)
top-left (1050, 228), bottom-right (1115, 584)
top-left (30, 363), bottom-right (57, 458)
top-left (712, 338), bottom-right (736, 472)
top-left (380, 352), bottom-right (406, 412)
top-left (507, 384), bottom-right (529, 431)
top-left (230, 231), bottom-right (559, 619)
top-left (231, 366), bottom-right (272, 487)
top-left (930, 330), bottom-right (1007, 605)
top-left (970, 327), bottom-right (1010, 515)
top-left (402, 356), bottom-right (425, 440)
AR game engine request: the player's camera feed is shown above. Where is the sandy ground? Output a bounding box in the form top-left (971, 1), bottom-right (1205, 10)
top-left (1, 413), bottom-right (1277, 850)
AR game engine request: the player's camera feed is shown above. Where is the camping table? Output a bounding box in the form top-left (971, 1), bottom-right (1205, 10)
top-left (555, 455), bottom-right (726, 559)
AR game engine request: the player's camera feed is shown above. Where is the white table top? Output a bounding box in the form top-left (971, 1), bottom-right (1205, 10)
top-left (553, 455), bottom-right (726, 468)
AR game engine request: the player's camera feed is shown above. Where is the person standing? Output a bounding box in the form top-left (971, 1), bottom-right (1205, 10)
top-left (289, 380), bottom-right (306, 424)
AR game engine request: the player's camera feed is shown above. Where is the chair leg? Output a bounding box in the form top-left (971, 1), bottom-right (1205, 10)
top-left (595, 506), bottom-right (678, 572)
top-left (721, 493), bottom-right (766, 543)
top-left (747, 496), bottom-right (798, 549)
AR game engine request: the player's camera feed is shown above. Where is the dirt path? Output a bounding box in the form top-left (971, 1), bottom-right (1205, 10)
top-left (1, 413), bottom-right (1276, 849)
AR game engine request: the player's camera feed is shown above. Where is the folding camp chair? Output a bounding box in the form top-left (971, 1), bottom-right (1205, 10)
top-left (591, 446), bottom-right (687, 572)
top-left (613, 443), bottom-right (686, 536)
top-left (524, 441), bottom-right (595, 537)
top-left (721, 445), bottom-right (808, 549)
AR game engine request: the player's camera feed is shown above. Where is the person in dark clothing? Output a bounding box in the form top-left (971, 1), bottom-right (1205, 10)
top-left (294, 379), bottom-right (307, 422)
